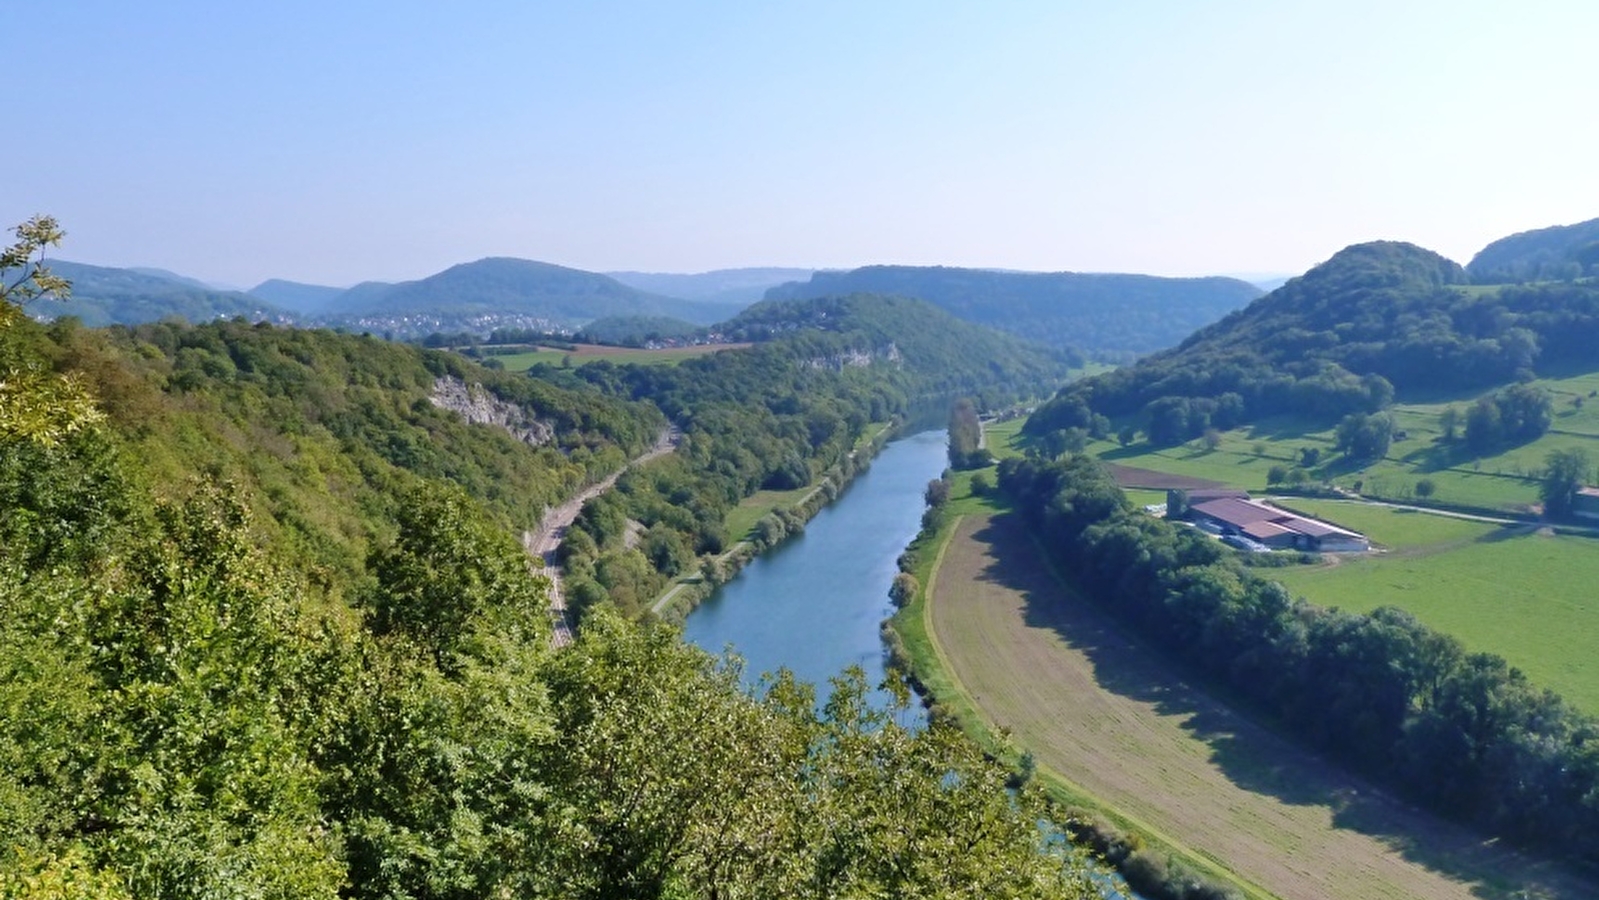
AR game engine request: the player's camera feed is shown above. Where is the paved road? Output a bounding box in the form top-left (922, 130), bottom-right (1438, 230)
top-left (525, 427), bottom-right (678, 647)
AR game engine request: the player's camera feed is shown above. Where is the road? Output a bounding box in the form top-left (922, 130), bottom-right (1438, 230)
top-left (525, 427), bottom-right (678, 647)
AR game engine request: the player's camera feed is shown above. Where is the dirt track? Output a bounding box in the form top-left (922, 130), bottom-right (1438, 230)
top-left (926, 512), bottom-right (1594, 900)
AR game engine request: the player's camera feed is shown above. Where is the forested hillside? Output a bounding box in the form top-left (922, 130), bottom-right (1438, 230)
top-left (1467, 216), bottom-right (1599, 283)
top-left (764, 264), bottom-right (1263, 360)
top-left (38, 260), bottom-right (289, 327)
top-left (1029, 240), bottom-right (1599, 442)
top-left (1, 223), bottom-right (1099, 897)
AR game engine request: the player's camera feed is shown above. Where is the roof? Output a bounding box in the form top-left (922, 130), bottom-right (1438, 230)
top-left (1242, 520), bottom-right (1295, 540)
top-left (1191, 497), bottom-right (1281, 527)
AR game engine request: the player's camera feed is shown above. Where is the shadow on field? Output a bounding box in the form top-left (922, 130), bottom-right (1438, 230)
top-left (968, 511), bottom-right (1594, 900)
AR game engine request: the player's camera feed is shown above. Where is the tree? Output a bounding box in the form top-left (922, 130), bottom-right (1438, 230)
top-left (0, 215), bottom-right (70, 306)
top-left (1335, 413), bottom-right (1393, 461)
top-left (1414, 478), bottom-right (1436, 499)
top-left (1540, 448), bottom-right (1591, 519)
top-left (1438, 406), bottom-right (1461, 442)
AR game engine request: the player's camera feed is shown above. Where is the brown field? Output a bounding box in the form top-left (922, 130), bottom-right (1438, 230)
top-left (926, 512), bottom-right (1594, 900)
top-left (1104, 463), bottom-right (1227, 491)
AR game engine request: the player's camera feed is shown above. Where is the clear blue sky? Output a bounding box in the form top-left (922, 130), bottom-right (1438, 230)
top-left (9, 1), bottom-right (1598, 288)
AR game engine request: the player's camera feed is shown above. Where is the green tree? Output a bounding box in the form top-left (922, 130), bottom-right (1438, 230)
top-left (0, 215), bottom-right (70, 306)
top-left (1540, 448), bottom-right (1591, 519)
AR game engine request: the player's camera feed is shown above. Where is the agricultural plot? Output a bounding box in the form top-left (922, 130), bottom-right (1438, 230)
top-left (490, 342), bottom-right (749, 371)
top-left (1267, 502), bottom-right (1599, 714)
top-left (925, 512), bottom-right (1595, 900)
top-left (1089, 371), bottom-right (1599, 514)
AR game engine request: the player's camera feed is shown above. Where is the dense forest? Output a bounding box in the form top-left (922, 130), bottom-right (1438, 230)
top-left (997, 453), bottom-right (1599, 864)
top-left (1029, 240), bottom-right (1599, 443)
top-left (1467, 215), bottom-right (1599, 284)
top-left (763, 264), bottom-right (1263, 360)
top-left (1, 221), bottom-right (1099, 897)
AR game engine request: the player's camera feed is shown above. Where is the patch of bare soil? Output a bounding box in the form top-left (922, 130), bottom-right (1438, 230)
top-left (1104, 463), bottom-right (1228, 491)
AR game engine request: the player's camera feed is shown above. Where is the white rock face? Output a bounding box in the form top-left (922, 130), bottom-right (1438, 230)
top-left (430, 376), bottom-right (554, 447)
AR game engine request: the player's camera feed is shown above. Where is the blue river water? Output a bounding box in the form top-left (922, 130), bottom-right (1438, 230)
top-left (682, 429), bottom-right (947, 710)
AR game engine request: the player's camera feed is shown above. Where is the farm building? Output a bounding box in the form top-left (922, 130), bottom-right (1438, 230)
top-left (1574, 487), bottom-right (1599, 521)
top-left (1175, 492), bottom-right (1369, 552)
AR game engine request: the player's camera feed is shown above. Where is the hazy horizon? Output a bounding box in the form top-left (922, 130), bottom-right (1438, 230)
top-left (9, 2), bottom-right (1597, 287)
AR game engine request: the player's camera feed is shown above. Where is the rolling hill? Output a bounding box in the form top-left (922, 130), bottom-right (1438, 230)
top-left (33, 260), bottom-right (289, 327)
top-left (247, 278), bottom-right (348, 315)
top-left (763, 265), bottom-right (1264, 361)
top-left (1467, 215), bottom-right (1599, 284)
top-left (1029, 239), bottom-right (1599, 439)
top-left (318, 257), bottom-right (743, 337)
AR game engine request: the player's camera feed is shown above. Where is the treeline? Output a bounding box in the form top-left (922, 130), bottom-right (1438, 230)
top-left (1029, 240), bottom-right (1599, 443)
top-left (720, 293), bottom-right (1082, 409)
top-left (997, 454), bottom-right (1599, 863)
top-left (1, 259), bottom-right (1103, 895)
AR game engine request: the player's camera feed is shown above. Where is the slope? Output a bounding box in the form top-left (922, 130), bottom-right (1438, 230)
top-left (1468, 216), bottom-right (1599, 283)
top-left (764, 264), bottom-right (1263, 360)
top-left (35, 260), bottom-right (290, 326)
top-left (1029, 239), bottom-right (1599, 440)
top-left (322, 257), bottom-right (738, 337)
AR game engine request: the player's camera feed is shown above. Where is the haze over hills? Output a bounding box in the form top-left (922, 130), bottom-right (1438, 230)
top-left (248, 278), bottom-right (348, 315)
top-left (41, 260), bottom-right (288, 327)
top-left (606, 267), bottom-right (814, 307)
top-left (763, 265), bottom-right (1265, 361)
top-left (1466, 215), bottom-right (1599, 284)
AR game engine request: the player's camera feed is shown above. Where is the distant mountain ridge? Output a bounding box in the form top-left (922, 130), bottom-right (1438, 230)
top-left (763, 265), bottom-right (1264, 361)
top-left (38, 260), bottom-right (288, 327)
top-left (315, 257), bottom-right (746, 338)
top-left (607, 267), bottom-right (814, 306)
top-left (248, 278), bottom-right (348, 315)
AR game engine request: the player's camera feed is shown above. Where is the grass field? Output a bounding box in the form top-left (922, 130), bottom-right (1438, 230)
top-left (1265, 501), bottom-right (1599, 714)
top-left (1091, 370), bottom-right (1599, 514)
top-left (489, 342), bottom-right (750, 371)
top-left (919, 510), bottom-right (1596, 900)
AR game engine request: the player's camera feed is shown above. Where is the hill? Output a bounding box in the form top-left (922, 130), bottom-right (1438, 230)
top-left (33, 260), bottom-right (289, 327)
top-left (321, 257), bottom-right (741, 338)
top-left (1028, 240), bottom-right (1599, 442)
top-left (721, 293), bottom-right (1083, 409)
top-left (1467, 216), bottom-right (1599, 283)
top-left (763, 265), bottom-right (1263, 361)
top-left (606, 267), bottom-right (812, 307)
top-left (247, 278), bottom-right (348, 315)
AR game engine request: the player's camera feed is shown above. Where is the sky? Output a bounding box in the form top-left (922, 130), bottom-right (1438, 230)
top-left (8, 1), bottom-right (1599, 288)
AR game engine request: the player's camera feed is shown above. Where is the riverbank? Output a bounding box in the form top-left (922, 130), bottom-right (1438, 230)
top-left (646, 420), bottom-right (899, 623)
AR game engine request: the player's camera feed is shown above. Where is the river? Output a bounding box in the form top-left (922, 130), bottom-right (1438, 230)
top-left (682, 427), bottom-right (1145, 899)
top-left (682, 429), bottom-right (946, 713)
